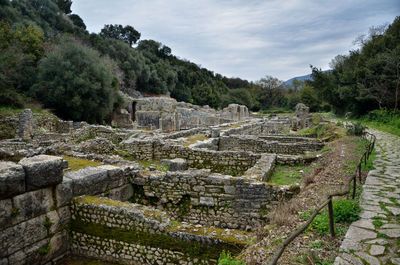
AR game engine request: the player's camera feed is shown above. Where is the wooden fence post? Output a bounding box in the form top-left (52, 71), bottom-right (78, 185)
top-left (328, 197), bottom-right (335, 237)
top-left (364, 152), bottom-right (367, 166)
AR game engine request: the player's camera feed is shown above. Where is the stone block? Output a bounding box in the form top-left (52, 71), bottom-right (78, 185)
top-left (199, 197), bottom-right (214, 206)
top-left (47, 210), bottom-right (61, 234)
top-left (0, 161), bottom-right (25, 199)
top-left (0, 215), bottom-right (47, 257)
top-left (0, 199), bottom-right (12, 229)
top-left (48, 231), bottom-right (69, 260)
top-left (12, 187), bottom-right (54, 224)
top-left (101, 165), bottom-right (126, 188)
top-left (17, 109), bottom-right (35, 140)
top-left (161, 158), bottom-right (188, 172)
top-left (108, 184), bottom-right (133, 201)
top-left (7, 231), bottom-right (67, 265)
top-left (57, 206), bottom-right (71, 227)
top-left (66, 166), bottom-right (109, 196)
top-left (0, 258), bottom-right (7, 265)
top-left (55, 178), bottom-right (73, 208)
top-left (19, 155), bottom-right (65, 191)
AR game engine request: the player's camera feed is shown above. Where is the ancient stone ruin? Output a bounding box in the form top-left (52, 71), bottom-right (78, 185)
top-left (0, 102), bottom-right (323, 264)
top-left (112, 96), bottom-right (250, 131)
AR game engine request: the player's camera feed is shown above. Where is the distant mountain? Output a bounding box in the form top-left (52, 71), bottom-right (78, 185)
top-left (284, 70), bottom-right (331, 87)
top-left (283, 74), bottom-right (313, 87)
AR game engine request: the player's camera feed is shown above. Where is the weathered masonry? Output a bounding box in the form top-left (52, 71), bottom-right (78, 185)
top-left (0, 154), bottom-right (298, 264)
top-left (0, 103), bottom-right (321, 264)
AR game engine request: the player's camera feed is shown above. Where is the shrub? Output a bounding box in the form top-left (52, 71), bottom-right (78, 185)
top-left (32, 37), bottom-right (121, 123)
top-left (218, 251), bottom-right (245, 265)
top-left (333, 199), bottom-right (361, 223)
top-left (346, 122), bottom-right (366, 136)
top-left (309, 199), bottom-right (361, 235)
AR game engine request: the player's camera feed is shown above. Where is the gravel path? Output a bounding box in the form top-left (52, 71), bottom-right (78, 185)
top-left (335, 129), bottom-right (400, 265)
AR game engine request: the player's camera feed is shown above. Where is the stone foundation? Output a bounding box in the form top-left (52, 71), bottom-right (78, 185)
top-left (70, 196), bottom-right (253, 265)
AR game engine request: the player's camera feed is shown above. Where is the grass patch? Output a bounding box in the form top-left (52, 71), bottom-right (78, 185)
top-left (0, 106), bottom-right (22, 119)
top-left (63, 156), bottom-right (102, 172)
top-left (218, 250), bottom-right (245, 265)
top-left (138, 160), bottom-right (168, 172)
top-left (268, 164), bottom-right (311, 185)
top-left (220, 122), bottom-right (253, 131)
top-left (181, 134), bottom-right (208, 147)
top-left (308, 199), bottom-right (361, 236)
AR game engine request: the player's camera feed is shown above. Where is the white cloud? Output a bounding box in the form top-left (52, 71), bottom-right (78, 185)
top-left (72, 0), bottom-right (399, 81)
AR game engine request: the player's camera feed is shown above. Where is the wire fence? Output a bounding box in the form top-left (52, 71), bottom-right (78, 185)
top-left (269, 132), bottom-right (376, 265)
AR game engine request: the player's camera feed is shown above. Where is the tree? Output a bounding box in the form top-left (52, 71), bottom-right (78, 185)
top-left (56, 0), bottom-right (72, 14)
top-left (32, 38), bottom-right (120, 123)
top-left (100, 24), bottom-right (141, 46)
top-left (255, 75), bottom-right (285, 109)
top-left (122, 25), bottom-right (140, 46)
top-left (69, 14), bottom-right (86, 29)
top-left (0, 22), bottom-right (44, 107)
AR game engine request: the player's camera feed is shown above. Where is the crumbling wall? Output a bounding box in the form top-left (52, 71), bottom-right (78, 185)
top-left (130, 169), bottom-right (299, 230)
top-left (0, 155), bottom-right (139, 265)
top-left (133, 97), bottom-right (250, 132)
top-left (122, 138), bottom-right (261, 175)
top-left (70, 196), bottom-right (251, 265)
top-left (218, 135), bottom-right (324, 155)
top-left (0, 155), bottom-right (69, 265)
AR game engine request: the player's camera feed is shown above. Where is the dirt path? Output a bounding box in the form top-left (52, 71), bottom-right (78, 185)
top-left (335, 129), bottom-right (400, 265)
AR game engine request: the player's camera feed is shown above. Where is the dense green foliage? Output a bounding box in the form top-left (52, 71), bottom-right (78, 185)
top-left (0, 21), bottom-right (44, 107)
top-left (306, 17), bottom-right (400, 116)
top-left (346, 122), bottom-right (366, 136)
top-left (0, 0), bottom-right (399, 124)
top-left (309, 199), bottom-right (361, 236)
top-left (32, 37), bottom-right (121, 123)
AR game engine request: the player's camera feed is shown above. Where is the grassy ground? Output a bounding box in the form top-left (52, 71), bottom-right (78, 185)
top-left (239, 133), bottom-right (377, 265)
top-left (181, 134), bottom-right (208, 146)
top-left (268, 164), bottom-right (312, 186)
top-left (63, 156), bottom-right (102, 172)
top-left (351, 119), bottom-right (400, 137)
top-left (138, 160), bottom-right (169, 172)
top-left (321, 111), bottom-right (400, 137)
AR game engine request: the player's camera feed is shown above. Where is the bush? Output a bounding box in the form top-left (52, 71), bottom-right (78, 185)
top-left (310, 199), bottom-right (361, 235)
top-left (346, 122), bottom-right (366, 136)
top-left (218, 251), bottom-right (245, 265)
top-left (33, 37), bottom-right (121, 123)
top-left (333, 199), bottom-right (361, 223)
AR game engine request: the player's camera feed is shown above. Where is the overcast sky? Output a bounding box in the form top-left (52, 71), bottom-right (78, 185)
top-left (72, 0), bottom-right (399, 81)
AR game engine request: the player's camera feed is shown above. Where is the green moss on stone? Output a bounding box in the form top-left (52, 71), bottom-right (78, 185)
top-left (70, 219), bottom-right (240, 261)
top-left (63, 156), bottom-right (102, 172)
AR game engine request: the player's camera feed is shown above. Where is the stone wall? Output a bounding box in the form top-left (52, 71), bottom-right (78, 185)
top-left (220, 119), bottom-right (291, 137)
top-left (0, 155), bottom-right (140, 265)
top-left (132, 97), bottom-right (250, 132)
top-left (258, 135), bottom-right (322, 143)
top-left (218, 135), bottom-right (324, 155)
top-left (0, 155), bottom-right (69, 265)
top-left (122, 138), bottom-right (261, 175)
top-left (130, 169), bottom-right (299, 230)
top-left (243, 154), bottom-right (277, 182)
top-left (70, 196), bottom-right (252, 265)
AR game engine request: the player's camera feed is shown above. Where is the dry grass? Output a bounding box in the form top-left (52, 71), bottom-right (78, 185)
top-left (268, 199), bottom-right (301, 226)
top-left (181, 134), bottom-right (208, 147)
top-left (240, 135), bottom-right (368, 264)
top-left (220, 121), bottom-right (253, 131)
top-left (304, 167), bottom-right (322, 186)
